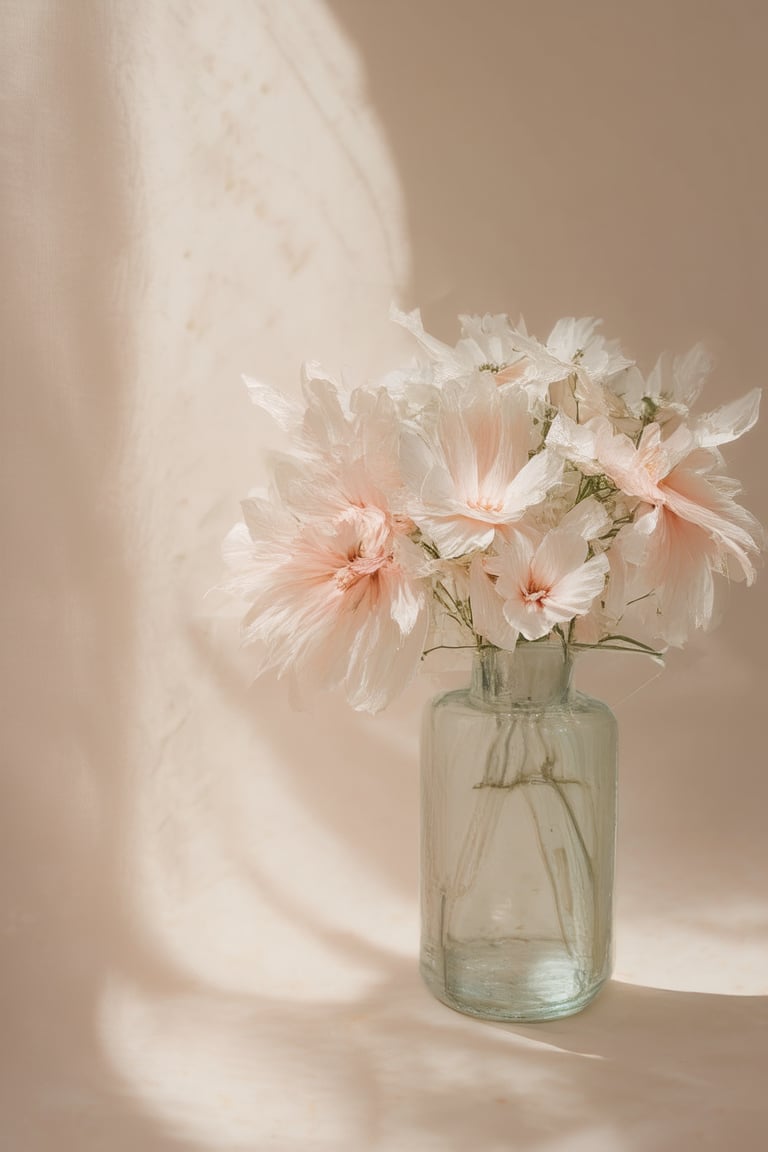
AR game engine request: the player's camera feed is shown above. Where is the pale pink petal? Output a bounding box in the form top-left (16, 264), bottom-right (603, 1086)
top-left (602, 527), bottom-right (639, 622)
top-left (486, 530), bottom-right (608, 642)
top-left (479, 388), bottom-right (530, 493)
top-left (636, 506), bottom-right (716, 644)
top-left (469, 556), bottom-right (520, 650)
top-left (572, 611), bottom-right (603, 645)
top-left (530, 530), bottom-right (589, 591)
top-left (240, 494), bottom-right (293, 542)
top-left (637, 422), bottom-right (695, 480)
top-left (546, 554), bottom-right (610, 619)
top-left (417, 513), bottom-right (497, 559)
top-left (484, 534), bottom-right (535, 591)
top-left (501, 597), bottom-right (556, 641)
top-left (436, 396), bottom-right (482, 495)
top-left (661, 466), bottom-right (762, 584)
top-left (230, 496), bottom-right (430, 711)
top-left (501, 448), bottom-right (564, 517)
top-left (401, 383), bottom-right (554, 556)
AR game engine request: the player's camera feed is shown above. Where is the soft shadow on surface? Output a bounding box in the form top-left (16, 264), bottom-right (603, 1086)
top-left (100, 910), bottom-right (768, 1151)
top-left (147, 633), bottom-right (768, 1149)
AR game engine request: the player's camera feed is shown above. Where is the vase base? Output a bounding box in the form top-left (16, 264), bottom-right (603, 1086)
top-left (421, 937), bottom-right (609, 1022)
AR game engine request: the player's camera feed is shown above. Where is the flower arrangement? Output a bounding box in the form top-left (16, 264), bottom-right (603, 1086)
top-left (224, 310), bottom-right (762, 713)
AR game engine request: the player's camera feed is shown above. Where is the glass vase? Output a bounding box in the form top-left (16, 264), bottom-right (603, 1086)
top-left (420, 643), bottom-right (617, 1021)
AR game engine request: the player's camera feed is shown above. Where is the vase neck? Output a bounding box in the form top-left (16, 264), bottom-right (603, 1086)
top-left (469, 645), bottom-right (573, 709)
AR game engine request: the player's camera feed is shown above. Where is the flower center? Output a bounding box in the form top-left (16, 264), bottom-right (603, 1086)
top-left (522, 584), bottom-right (549, 607)
top-left (468, 495), bottom-right (504, 515)
top-left (335, 551), bottom-right (390, 591)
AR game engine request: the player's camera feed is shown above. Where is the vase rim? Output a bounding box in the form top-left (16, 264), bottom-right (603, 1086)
top-left (470, 642), bottom-right (573, 708)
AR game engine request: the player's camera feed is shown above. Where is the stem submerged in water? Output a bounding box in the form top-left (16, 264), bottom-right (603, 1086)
top-left (441, 710), bottom-right (597, 978)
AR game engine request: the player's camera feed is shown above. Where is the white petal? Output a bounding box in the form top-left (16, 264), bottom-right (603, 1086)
top-left (381, 568), bottom-right (424, 634)
top-left (240, 495), bottom-right (292, 542)
top-left (546, 413), bottom-right (602, 474)
top-left (502, 448), bottom-right (563, 515)
top-left (672, 343), bottom-right (712, 407)
top-left (301, 375), bottom-right (350, 450)
top-left (243, 375), bottom-right (301, 430)
top-left (344, 593), bottom-right (428, 713)
top-left (693, 388), bottom-right (761, 447)
top-left (221, 523), bottom-right (259, 596)
top-left (469, 556), bottom-right (520, 650)
top-left (500, 598), bottom-right (554, 641)
top-left (418, 514), bottom-right (496, 559)
top-left (390, 305), bottom-right (459, 367)
top-left (558, 497), bottom-right (611, 541)
top-left (546, 316), bottom-right (601, 360)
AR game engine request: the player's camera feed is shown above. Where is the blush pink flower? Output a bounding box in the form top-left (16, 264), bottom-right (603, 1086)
top-left (470, 529), bottom-right (609, 646)
top-left (224, 499), bottom-right (428, 713)
top-left (547, 408), bottom-right (763, 640)
top-left (400, 379), bottom-right (563, 558)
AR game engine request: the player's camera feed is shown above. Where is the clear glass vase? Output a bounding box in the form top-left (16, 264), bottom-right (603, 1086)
top-left (420, 643), bottom-right (617, 1021)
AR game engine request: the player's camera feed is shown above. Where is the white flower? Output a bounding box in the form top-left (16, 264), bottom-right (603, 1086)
top-left (390, 307), bottom-right (529, 386)
top-left (545, 317), bottom-right (633, 383)
top-left (617, 344), bottom-right (713, 422)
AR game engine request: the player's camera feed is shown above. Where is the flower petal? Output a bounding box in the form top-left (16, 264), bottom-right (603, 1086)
top-left (558, 496), bottom-right (611, 541)
top-left (469, 556), bottom-right (520, 650)
top-left (530, 529), bottom-right (589, 591)
top-left (547, 553), bottom-right (610, 619)
top-left (502, 448), bottom-right (564, 517)
top-left (244, 376), bottom-right (302, 430)
top-left (693, 388), bottom-right (761, 447)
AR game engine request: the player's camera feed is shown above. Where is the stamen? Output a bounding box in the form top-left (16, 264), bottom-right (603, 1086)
top-left (468, 496), bottom-right (504, 514)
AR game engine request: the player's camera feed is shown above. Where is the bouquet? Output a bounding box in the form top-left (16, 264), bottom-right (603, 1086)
top-left (223, 310), bottom-right (762, 712)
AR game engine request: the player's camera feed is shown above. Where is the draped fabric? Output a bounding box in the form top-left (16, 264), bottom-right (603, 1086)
top-left (2, 2), bottom-right (767, 1148)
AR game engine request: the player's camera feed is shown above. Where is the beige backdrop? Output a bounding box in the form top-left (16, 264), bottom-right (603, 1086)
top-left (2, 2), bottom-right (767, 1149)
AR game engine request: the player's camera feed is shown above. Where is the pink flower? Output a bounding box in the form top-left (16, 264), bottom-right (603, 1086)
top-left (470, 529), bottom-right (609, 646)
top-left (224, 498), bottom-right (428, 713)
top-left (547, 408), bottom-right (763, 641)
top-left (400, 379), bottom-right (563, 558)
